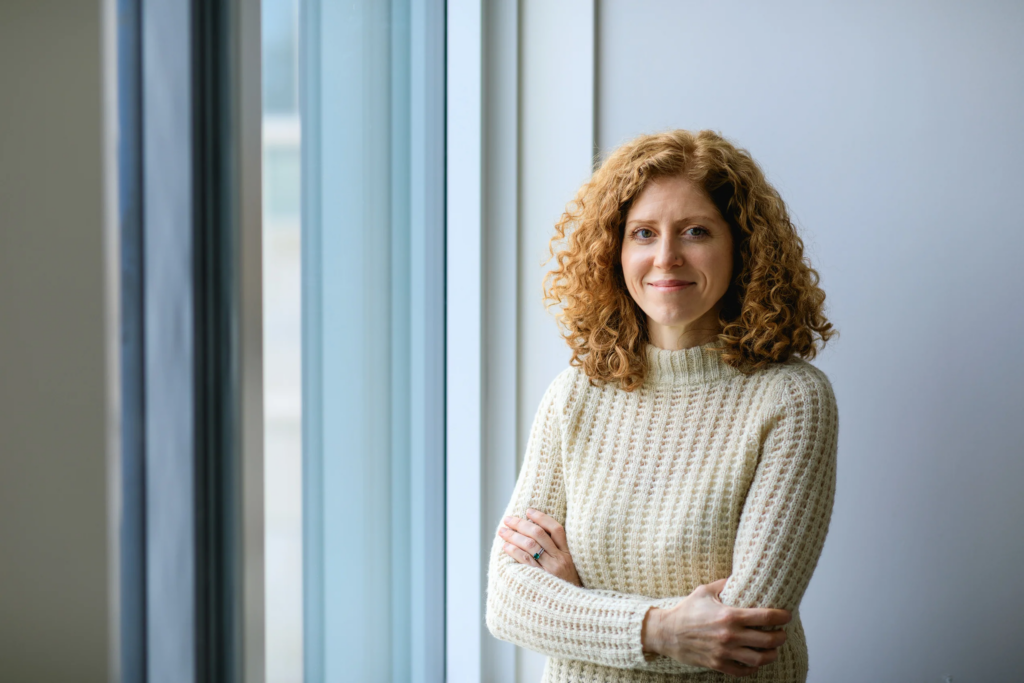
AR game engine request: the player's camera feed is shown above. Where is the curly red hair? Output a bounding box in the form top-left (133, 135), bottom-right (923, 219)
top-left (543, 129), bottom-right (836, 391)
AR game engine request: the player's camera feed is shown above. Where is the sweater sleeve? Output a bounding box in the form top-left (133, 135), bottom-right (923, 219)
top-left (485, 368), bottom-right (704, 671)
top-left (583, 590), bottom-right (708, 673)
top-left (717, 366), bottom-right (839, 616)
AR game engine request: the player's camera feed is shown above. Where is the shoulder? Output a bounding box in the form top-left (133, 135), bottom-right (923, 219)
top-left (758, 359), bottom-right (840, 461)
top-left (537, 363), bottom-right (600, 424)
top-left (544, 365), bottom-right (580, 397)
top-left (550, 364), bottom-right (592, 411)
top-left (765, 357), bottom-right (838, 419)
top-left (535, 365), bottom-right (582, 414)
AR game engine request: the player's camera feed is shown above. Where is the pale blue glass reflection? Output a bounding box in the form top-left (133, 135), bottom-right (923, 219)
top-left (262, 0), bottom-right (303, 681)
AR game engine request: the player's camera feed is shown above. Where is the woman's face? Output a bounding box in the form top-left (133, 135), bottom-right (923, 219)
top-left (620, 174), bottom-right (734, 349)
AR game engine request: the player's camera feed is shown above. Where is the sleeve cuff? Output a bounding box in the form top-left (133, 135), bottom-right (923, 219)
top-left (623, 599), bottom-right (659, 667)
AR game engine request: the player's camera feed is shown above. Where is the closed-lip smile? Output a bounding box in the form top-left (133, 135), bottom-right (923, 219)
top-left (649, 279), bottom-right (694, 287)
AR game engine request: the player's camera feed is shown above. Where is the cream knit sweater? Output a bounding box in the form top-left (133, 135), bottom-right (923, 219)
top-left (485, 339), bottom-right (839, 683)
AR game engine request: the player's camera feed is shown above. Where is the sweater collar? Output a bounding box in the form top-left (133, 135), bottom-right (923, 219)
top-left (644, 337), bottom-right (743, 387)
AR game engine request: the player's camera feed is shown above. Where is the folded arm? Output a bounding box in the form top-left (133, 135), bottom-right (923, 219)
top-left (622, 366), bottom-right (839, 673)
top-left (485, 368), bottom-right (705, 672)
top-left (488, 364), bottom-right (837, 674)
top-left (618, 365), bottom-right (839, 674)
top-left (717, 366), bottom-right (840, 614)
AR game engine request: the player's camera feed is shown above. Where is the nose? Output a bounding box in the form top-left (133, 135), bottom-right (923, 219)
top-left (653, 233), bottom-right (684, 269)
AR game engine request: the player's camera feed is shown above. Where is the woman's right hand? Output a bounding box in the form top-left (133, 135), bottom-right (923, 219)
top-left (641, 578), bottom-right (792, 677)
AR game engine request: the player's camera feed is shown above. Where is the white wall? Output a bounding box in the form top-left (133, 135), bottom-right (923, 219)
top-left (505, 1), bottom-right (1024, 681)
top-left (597, 1), bottom-right (1024, 680)
top-left (0, 2), bottom-right (117, 681)
top-left (515, 3), bottom-right (595, 679)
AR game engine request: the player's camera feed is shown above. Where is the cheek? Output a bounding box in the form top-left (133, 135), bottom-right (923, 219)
top-left (705, 247), bottom-right (734, 289)
top-left (619, 250), bottom-right (643, 286)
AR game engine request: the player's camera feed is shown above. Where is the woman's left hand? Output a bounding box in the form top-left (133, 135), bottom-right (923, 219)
top-left (498, 508), bottom-right (582, 587)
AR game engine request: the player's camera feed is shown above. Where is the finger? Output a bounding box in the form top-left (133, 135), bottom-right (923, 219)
top-left (727, 644), bottom-right (780, 669)
top-left (502, 542), bottom-right (541, 568)
top-left (504, 516), bottom-right (558, 556)
top-left (525, 508), bottom-right (569, 551)
top-left (696, 578), bottom-right (729, 602)
top-left (732, 607), bottom-right (792, 628)
top-left (497, 525), bottom-right (535, 554)
top-left (735, 627), bottom-right (787, 651)
top-left (503, 527), bottom-right (547, 560)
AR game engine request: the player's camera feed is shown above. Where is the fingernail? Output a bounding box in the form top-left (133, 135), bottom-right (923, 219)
top-left (503, 516), bottom-right (515, 524)
top-left (526, 508), bottom-right (537, 516)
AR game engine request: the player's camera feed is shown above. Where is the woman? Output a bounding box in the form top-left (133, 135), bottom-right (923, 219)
top-left (485, 129), bottom-right (839, 682)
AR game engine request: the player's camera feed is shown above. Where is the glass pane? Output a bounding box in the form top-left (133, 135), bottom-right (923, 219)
top-left (262, 1), bottom-right (444, 680)
top-left (264, 145), bottom-right (301, 225)
top-left (299, 1), bottom-right (445, 681)
top-left (263, 0), bottom-right (299, 115)
top-left (262, 0), bottom-right (303, 681)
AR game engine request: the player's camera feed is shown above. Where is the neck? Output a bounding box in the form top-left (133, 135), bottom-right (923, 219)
top-left (646, 307), bottom-right (724, 350)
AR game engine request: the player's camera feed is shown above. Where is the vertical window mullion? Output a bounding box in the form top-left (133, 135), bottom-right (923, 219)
top-left (118, 0), bottom-right (147, 679)
top-left (141, 0), bottom-right (198, 678)
top-left (137, 0), bottom-right (245, 680)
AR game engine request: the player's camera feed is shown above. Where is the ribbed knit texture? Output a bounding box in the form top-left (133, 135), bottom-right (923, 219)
top-left (485, 339), bottom-right (839, 682)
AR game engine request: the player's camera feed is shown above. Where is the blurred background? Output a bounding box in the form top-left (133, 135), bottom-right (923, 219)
top-left (261, 0), bottom-right (303, 680)
top-left (2, 1), bottom-right (1022, 682)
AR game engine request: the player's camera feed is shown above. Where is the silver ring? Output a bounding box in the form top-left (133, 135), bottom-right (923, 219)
top-left (533, 547), bottom-right (545, 560)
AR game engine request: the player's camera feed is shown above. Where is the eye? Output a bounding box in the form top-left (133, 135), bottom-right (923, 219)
top-left (685, 226), bottom-right (709, 238)
top-left (630, 227), bottom-right (655, 241)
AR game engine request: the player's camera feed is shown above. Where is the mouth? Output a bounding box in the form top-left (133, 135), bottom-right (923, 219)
top-left (648, 280), bottom-right (694, 291)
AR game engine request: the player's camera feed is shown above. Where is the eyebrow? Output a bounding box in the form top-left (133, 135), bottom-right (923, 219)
top-left (625, 214), bottom-right (724, 226)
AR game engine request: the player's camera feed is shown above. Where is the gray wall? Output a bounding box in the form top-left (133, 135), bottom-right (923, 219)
top-left (0, 1), bottom-right (116, 681)
top-left (597, 1), bottom-right (1024, 680)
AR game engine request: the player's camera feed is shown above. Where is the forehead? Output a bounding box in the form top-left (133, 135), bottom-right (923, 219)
top-left (626, 175), bottom-right (724, 222)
